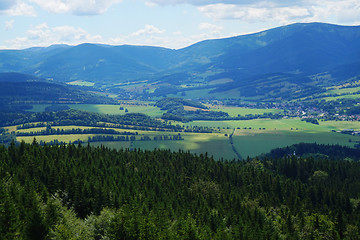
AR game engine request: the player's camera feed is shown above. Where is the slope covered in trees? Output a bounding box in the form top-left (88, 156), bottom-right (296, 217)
top-left (1, 142), bottom-right (360, 239)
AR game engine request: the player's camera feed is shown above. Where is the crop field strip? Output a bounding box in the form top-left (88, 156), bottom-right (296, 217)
top-left (12, 116), bottom-right (360, 160)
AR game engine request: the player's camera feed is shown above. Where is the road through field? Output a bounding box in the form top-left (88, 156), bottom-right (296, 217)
top-left (229, 128), bottom-right (243, 160)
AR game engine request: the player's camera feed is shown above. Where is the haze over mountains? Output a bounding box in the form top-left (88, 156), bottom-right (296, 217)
top-left (1, 22), bottom-right (360, 100)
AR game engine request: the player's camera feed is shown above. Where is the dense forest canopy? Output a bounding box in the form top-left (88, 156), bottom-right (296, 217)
top-left (1, 142), bottom-right (360, 239)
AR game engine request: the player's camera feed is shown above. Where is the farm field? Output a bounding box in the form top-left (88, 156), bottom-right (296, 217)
top-left (15, 124), bottom-right (234, 160)
top-left (232, 130), bottom-right (359, 158)
top-left (328, 86), bottom-right (360, 94)
top-left (15, 106), bottom-right (360, 160)
top-left (320, 93), bottom-right (360, 101)
top-left (211, 107), bottom-right (282, 117)
top-left (17, 134), bottom-right (96, 144)
top-left (184, 118), bottom-right (360, 132)
top-left (92, 135), bottom-right (236, 160)
top-left (13, 118), bottom-right (360, 160)
top-left (28, 103), bottom-right (166, 117)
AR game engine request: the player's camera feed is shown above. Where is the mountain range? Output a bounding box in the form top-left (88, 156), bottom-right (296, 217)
top-left (1, 22), bottom-right (360, 100)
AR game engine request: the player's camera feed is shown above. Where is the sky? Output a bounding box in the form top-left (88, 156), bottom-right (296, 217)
top-left (0, 0), bottom-right (359, 50)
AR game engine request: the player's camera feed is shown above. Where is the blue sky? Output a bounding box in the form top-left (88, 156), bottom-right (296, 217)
top-left (0, 0), bottom-right (359, 49)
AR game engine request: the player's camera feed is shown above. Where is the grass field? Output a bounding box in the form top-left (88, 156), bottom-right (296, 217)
top-left (27, 104), bottom-right (51, 112)
top-left (13, 115), bottom-right (360, 160)
top-left (15, 125), bottom-right (234, 160)
top-left (68, 104), bottom-right (165, 117)
top-left (17, 134), bottom-right (96, 144)
top-left (90, 132), bottom-right (235, 160)
top-left (28, 104), bottom-right (165, 117)
top-left (328, 86), bottom-right (360, 95)
top-left (232, 130), bottom-right (359, 158)
top-left (319, 94), bottom-right (360, 101)
top-left (211, 107), bottom-right (282, 117)
top-left (184, 118), bottom-right (360, 132)
top-left (184, 118), bottom-right (360, 158)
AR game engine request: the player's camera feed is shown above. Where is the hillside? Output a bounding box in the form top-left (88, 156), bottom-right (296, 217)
top-left (0, 72), bottom-right (114, 111)
top-left (1, 142), bottom-right (360, 239)
top-left (0, 23), bottom-right (359, 100)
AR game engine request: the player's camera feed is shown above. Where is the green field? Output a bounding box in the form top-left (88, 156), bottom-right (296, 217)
top-left (211, 107), bottom-right (282, 117)
top-left (16, 109), bottom-right (360, 160)
top-left (232, 130), bottom-right (359, 158)
top-left (69, 104), bottom-right (165, 117)
top-left (319, 94), bottom-right (360, 101)
top-left (17, 134), bottom-right (96, 143)
top-left (15, 120), bottom-right (360, 160)
top-left (27, 104), bottom-right (51, 112)
top-left (91, 133), bottom-right (236, 160)
top-left (29, 104), bottom-right (166, 117)
top-left (15, 125), bottom-right (234, 160)
top-left (183, 118), bottom-right (360, 158)
top-left (184, 118), bottom-right (360, 132)
top-left (328, 86), bottom-right (360, 95)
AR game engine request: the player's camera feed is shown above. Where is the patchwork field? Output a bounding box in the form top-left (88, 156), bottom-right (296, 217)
top-left (20, 105), bottom-right (360, 160)
top-left (29, 103), bottom-right (166, 117)
top-left (184, 118), bottom-right (360, 132)
top-left (16, 125), bottom-right (234, 160)
top-left (232, 130), bottom-right (358, 158)
top-left (211, 107), bottom-right (282, 117)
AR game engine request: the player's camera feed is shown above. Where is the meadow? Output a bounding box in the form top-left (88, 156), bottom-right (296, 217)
top-left (21, 105), bottom-right (360, 160)
top-left (232, 130), bottom-right (358, 158)
top-left (29, 103), bottom-right (166, 117)
top-left (211, 106), bottom-right (282, 117)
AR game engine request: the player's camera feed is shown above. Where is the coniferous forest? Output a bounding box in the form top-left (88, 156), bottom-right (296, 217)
top-left (1, 141), bottom-right (360, 239)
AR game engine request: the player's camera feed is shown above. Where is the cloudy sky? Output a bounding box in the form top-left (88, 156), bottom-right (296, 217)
top-left (0, 0), bottom-right (359, 49)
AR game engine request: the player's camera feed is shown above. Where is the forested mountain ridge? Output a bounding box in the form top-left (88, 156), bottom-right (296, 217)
top-left (0, 72), bottom-right (115, 111)
top-left (1, 22), bottom-right (359, 100)
top-left (1, 142), bottom-right (360, 239)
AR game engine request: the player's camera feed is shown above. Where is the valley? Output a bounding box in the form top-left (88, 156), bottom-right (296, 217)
top-left (2, 101), bottom-right (358, 159)
top-left (1, 21), bottom-right (360, 239)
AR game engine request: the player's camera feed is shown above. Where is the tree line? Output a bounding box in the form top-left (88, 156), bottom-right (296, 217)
top-left (1, 142), bottom-right (360, 239)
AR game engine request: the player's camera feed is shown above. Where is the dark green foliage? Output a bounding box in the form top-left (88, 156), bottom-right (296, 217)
top-left (301, 118), bottom-right (319, 125)
top-left (0, 109), bottom-right (182, 132)
top-left (0, 80), bottom-right (114, 110)
top-left (156, 97), bottom-right (208, 110)
top-left (156, 97), bottom-right (231, 122)
top-left (44, 105), bottom-right (71, 112)
top-left (1, 143), bottom-right (360, 239)
top-left (265, 143), bottom-right (360, 161)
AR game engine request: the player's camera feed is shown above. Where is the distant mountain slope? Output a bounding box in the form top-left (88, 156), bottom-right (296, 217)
top-left (29, 44), bottom-right (176, 83)
top-left (0, 72), bottom-right (114, 111)
top-left (0, 22), bottom-right (359, 99)
top-left (0, 72), bottom-right (42, 82)
top-left (213, 23), bottom-right (360, 75)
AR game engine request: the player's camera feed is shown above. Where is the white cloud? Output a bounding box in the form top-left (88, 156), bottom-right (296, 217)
top-left (0, 1), bottom-right (36, 16)
top-left (147, 0), bottom-right (303, 6)
top-left (29, 0), bottom-right (122, 15)
top-left (131, 24), bottom-right (165, 37)
top-left (145, 1), bottom-right (157, 7)
top-left (148, 0), bottom-right (251, 6)
top-left (149, 0), bottom-right (360, 26)
top-left (4, 19), bottom-right (14, 30)
top-left (305, 0), bottom-right (360, 24)
top-left (5, 23), bottom-right (102, 49)
top-left (199, 22), bottom-right (223, 31)
top-left (198, 22), bottom-right (223, 38)
top-left (198, 3), bottom-right (311, 24)
top-left (109, 24), bottom-right (166, 47)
